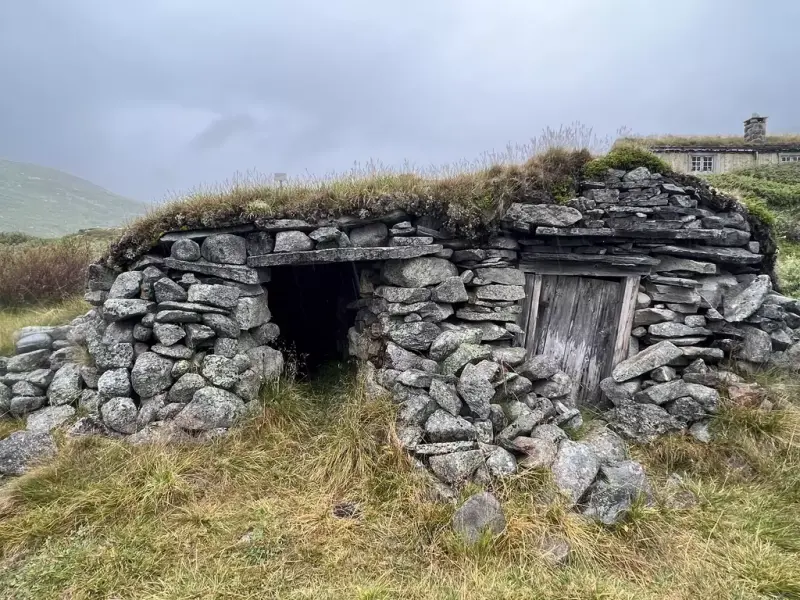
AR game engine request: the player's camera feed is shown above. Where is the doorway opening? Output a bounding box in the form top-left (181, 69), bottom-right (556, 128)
top-left (267, 262), bottom-right (360, 376)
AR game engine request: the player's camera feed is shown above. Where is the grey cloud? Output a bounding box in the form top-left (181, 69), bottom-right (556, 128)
top-left (1, 0), bottom-right (799, 201)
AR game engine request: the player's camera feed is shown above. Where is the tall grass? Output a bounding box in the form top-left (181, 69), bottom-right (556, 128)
top-left (0, 297), bottom-right (89, 355)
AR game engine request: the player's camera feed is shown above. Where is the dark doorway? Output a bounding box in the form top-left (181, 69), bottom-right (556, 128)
top-left (268, 263), bottom-right (360, 374)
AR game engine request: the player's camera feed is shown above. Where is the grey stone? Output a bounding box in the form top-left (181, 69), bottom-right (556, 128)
top-left (131, 352), bottom-right (173, 397)
top-left (349, 222), bottom-right (389, 247)
top-left (273, 230), bottom-right (314, 252)
top-left (381, 257), bottom-right (458, 287)
top-left (425, 409), bottom-right (476, 442)
top-left (78, 389), bottom-right (101, 414)
top-left (48, 346), bottom-right (83, 370)
top-left (396, 370), bottom-right (433, 388)
top-left (684, 315), bottom-right (707, 328)
top-left (153, 323), bottom-right (186, 346)
top-left (132, 324), bottom-right (152, 343)
top-left (245, 232), bottom-right (274, 256)
top-left (245, 346), bottom-right (284, 381)
top-left (201, 234), bottom-right (247, 264)
top-left (634, 308), bottom-right (676, 327)
top-left (397, 390), bottom-right (437, 426)
top-left (689, 421), bottom-right (711, 443)
top-left (309, 226), bottom-right (350, 247)
top-left (455, 307), bottom-right (520, 322)
top-left (26, 405), bottom-right (76, 433)
top-left (431, 277), bottom-right (468, 303)
top-left (636, 293), bottom-right (651, 309)
top-left (413, 441), bottom-right (475, 455)
top-left (387, 321), bottom-right (440, 351)
top-left (484, 445), bottom-right (517, 477)
top-left (214, 338), bottom-right (238, 358)
top-left (174, 386), bottom-right (245, 430)
top-left (47, 363), bottom-right (83, 406)
top-left (440, 343), bottom-right (492, 376)
top-left (492, 374), bottom-right (533, 403)
top-left (171, 238), bottom-right (201, 261)
top-left (157, 402), bottom-right (187, 421)
top-left (473, 267), bottom-right (525, 286)
top-left (581, 425), bottom-right (628, 465)
top-left (490, 347), bottom-right (526, 366)
top-left (634, 379), bottom-right (687, 405)
top-left (108, 271), bottom-right (143, 299)
top-left (513, 436), bottom-right (557, 469)
top-left (0, 382), bottom-right (11, 414)
top-left (518, 355), bottom-right (559, 380)
top-left (457, 362), bottom-right (497, 418)
top-left (154, 278), bottom-right (188, 303)
top-left (10, 396), bottom-right (47, 416)
top-left (531, 423), bottom-right (568, 445)
top-left (475, 285), bottom-right (526, 301)
top-left (0, 430), bottom-right (57, 475)
top-left (504, 203), bottom-right (582, 227)
top-left (582, 461), bottom-right (652, 525)
top-left (605, 403), bottom-right (683, 443)
top-left (12, 381), bottom-right (44, 397)
top-left (611, 341), bottom-right (683, 382)
top-left (683, 383), bottom-right (720, 412)
top-left (15, 332), bottom-right (53, 353)
top-left (429, 379), bottom-right (462, 416)
top-left (532, 371), bottom-right (573, 400)
top-left (654, 255), bottom-right (716, 274)
top-left (185, 324), bottom-right (216, 349)
top-left (452, 491), bottom-right (505, 543)
top-left (375, 286), bottom-right (431, 304)
top-left (201, 313), bottom-right (240, 338)
top-left (187, 283), bottom-right (240, 309)
top-left (201, 355), bottom-right (238, 389)
top-left (163, 258), bottom-right (262, 285)
top-left (390, 236), bottom-right (434, 247)
top-left (233, 295), bottom-right (271, 329)
top-left (737, 326), bottom-right (772, 363)
top-left (252, 322), bottom-right (280, 346)
top-left (666, 397), bottom-right (706, 424)
top-left (97, 368), bottom-right (132, 398)
top-left (232, 353), bottom-right (252, 373)
top-left (234, 369), bottom-right (262, 402)
top-left (101, 397), bottom-right (139, 434)
top-left (551, 440), bottom-right (600, 505)
top-left (66, 415), bottom-right (114, 438)
top-left (103, 299), bottom-right (155, 322)
top-left (152, 344), bottom-right (193, 360)
top-left (381, 342), bottom-right (433, 373)
top-left (651, 366), bottom-right (677, 382)
top-left (724, 274), bottom-right (772, 322)
top-left (429, 450), bottom-right (485, 485)
top-left (136, 394), bottom-right (165, 429)
top-left (429, 329), bottom-right (483, 362)
top-left (648, 322), bottom-right (711, 338)
top-left (6, 349), bottom-right (50, 373)
top-left (171, 360), bottom-right (191, 379)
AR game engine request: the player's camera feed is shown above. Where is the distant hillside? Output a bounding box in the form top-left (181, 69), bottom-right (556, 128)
top-left (0, 159), bottom-right (145, 237)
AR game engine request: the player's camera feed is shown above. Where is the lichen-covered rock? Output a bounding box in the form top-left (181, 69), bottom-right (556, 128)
top-left (92, 342), bottom-right (135, 370)
top-left (349, 223), bottom-right (389, 247)
top-left (246, 232), bottom-right (274, 256)
top-left (387, 321), bottom-right (440, 351)
top-left (152, 344), bottom-right (193, 360)
top-left (153, 323), bottom-right (186, 346)
top-left (273, 230), bottom-right (314, 252)
top-left (154, 277), bottom-right (188, 303)
top-left (441, 343), bottom-right (492, 376)
top-left (47, 363), bottom-right (83, 406)
top-left (484, 445), bottom-right (517, 477)
top-left (168, 373), bottom-right (206, 404)
top-left (202, 355), bottom-right (238, 389)
top-left (518, 355), bottom-right (559, 381)
top-left (431, 277), bottom-right (468, 303)
top-left (0, 382), bottom-right (11, 415)
top-left (475, 284), bottom-right (526, 301)
top-left (532, 371), bottom-right (573, 400)
top-left (185, 324), bottom-right (216, 349)
top-left (100, 397), bottom-right (139, 434)
top-left (97, 368), bottom-right (132, 398)
top-left (504, 203), bottom-right (582, 227)
top-left (174, 386), bottom-right (245, 431)
top-left (599, 377), bottom-right (640, 406)
top-left (10, 396), bottom-right (47, 417)
top-left (233, 295), bottom-right (271, 329)
top-left (429, 379), bottom-right (462, 416)
top-left (103, 299), bottom-right (155, 322)
top-left (633, 379), bottom-right (687, 405)
top-left (737, 326), bottom-right (772, 363)
top-left (171, 238), bottom-right (201, 261)
top-left (108, 271), bottom-right (143, 299)
top-left (551, 440), bottom-right (600, 505)
top-left (26, 405), bottom-right (76, 433)
top-left (429, 329), bottom-right (483, 362)
top-left (429, 450), bottom-right (485, 485)
top-left (6, 349), bottom-right (50, 373)
top-left (381, 257), bottom-right (458, 287)
top-left (581, 461), bottom-right (652, 525)
top-left (375, 286), bottom-right (431, 304)
top-left (201, 234), bottom-right (247, 264)
top-left (384, 342), bottom-right (437, 372)
top-left (724, 274), bottom-right (772, 322)
top-left (245, 346), bottom-right (284, 381)
top-left (490, 347), bottom-right (526, 367)
top-left (512, 436), bottom-right (557, 469)
top-left (130, 352), bottom-right (173, 398)
top-left (0, 430), bottom-right (57, 475)
top-left (457, 362), bottom-right (496, 419)
top-left (580, 424), bottom-right (628, 465)
top-left (187, 284), bottom-right (240, 309)
top-left (424, 409), bottom-right (475, 443)
top-left (452, 491), bottom-right (505, 544)
top-left (611, 341), bottom-right (683, 382)
top-left (605, 403), bottom-right (683, 443)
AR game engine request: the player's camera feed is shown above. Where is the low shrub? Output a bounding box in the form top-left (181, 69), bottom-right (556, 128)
top-left (706, 173), bottom-right (800, 208)
top-left (583, 143), bottom-right (672, 179)
top-left (0, 238), bottom-right (92, 307)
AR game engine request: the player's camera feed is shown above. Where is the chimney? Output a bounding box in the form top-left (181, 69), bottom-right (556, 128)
top-left (744, 113), bottom-right (767, 144)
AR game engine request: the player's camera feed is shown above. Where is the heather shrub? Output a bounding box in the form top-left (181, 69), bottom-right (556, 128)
top-left (0, 237), bottom-right (92, 306)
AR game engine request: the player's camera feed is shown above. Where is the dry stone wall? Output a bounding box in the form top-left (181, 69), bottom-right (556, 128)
top-left (0, 165), bottom-right (792, 522)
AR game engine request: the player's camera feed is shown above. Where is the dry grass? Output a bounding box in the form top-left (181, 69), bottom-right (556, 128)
top-left (0, 297), bottom-right (90, 356)
top-left (0, 364), bottom-right (798, 599)
top-left (622, 134), bottom-right (800, 149)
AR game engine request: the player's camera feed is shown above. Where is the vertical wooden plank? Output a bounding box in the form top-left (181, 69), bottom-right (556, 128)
top-left (612, 276), bottom-right (640, 367)
top-left (517, 273), bottom-right (542, 351)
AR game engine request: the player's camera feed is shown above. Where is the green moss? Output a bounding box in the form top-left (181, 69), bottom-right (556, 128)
top-left (583, 143), bottom-right (672, 179)
top-left (740, 196), bottom-right (777, 227)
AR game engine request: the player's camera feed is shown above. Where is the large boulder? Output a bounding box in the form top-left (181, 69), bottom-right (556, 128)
top-left (130, 352), bottom-right (173, 397)
top-left (605, 403), bottom-right (683, 444)
top-left (611, 341), bottom-right (683, 382)
top-left (100, 397), bottom-right (139, 434)
top-left (173, 386), bottom-right (245, 430)
top-left (550, 440), bottom-right (599, 505)
top-left (26, 405), bottom-right (76, 433)
top-left (503, 203), bottom-right (582, 227)
top-left (428, 450), bottom-right (485, 485)
top-left (581, 461), bottom-right (652, 525)
top-left (452, 491), bottom-right (506, 544)
top-left (200, 234), bottom-right (247, 264)
top-left (47, 363), bottom-right (83, 406)
top-left (108, 271), bottom-right (143, 299)
top-left (0, 430), bottom-right (57, 475)
top-left (724, 275), bottom-right (772, 322)
top-left (381, 257), bottom-right (458, 287)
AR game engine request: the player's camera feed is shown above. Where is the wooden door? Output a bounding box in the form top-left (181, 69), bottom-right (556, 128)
top-left (518, 274), bottom-right (638, 407)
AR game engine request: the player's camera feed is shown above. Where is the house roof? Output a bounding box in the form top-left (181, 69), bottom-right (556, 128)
top-left (620, 135), bottom-right (800, 153)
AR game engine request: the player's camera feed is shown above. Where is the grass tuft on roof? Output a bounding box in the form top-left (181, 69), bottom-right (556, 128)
top-left (620, 134), bottom-right (800, 149)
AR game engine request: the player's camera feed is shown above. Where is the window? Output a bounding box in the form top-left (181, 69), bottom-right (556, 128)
top-left (691, 155), bottom-right (714, 172)
top-left (780, 154), bottom-right (800, 162)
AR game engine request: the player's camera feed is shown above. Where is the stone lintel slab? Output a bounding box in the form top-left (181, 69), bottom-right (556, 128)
top-left (520, 252), bottom-right (659, 266)
top-left (246, 244), bottom-right (443, 267)
top-left (160, 225), bottom-right (257, 242)
top-left (163, 258), bottom-right (262, 284)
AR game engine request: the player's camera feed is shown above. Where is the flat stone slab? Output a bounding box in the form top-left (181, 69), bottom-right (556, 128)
top-left (246, 244), bottom-right (443, 267)
top-left (160, 225), bottom-right (256, 242)
top-left (646, 245), bottom-right (762, 265)
top-left (163, 258), bottom-right (262, 284)
top-left (521, 252), bottom-right (658, 266)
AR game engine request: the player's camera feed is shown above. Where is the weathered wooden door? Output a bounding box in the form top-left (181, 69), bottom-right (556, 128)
top-left (518, 274), bottom-right (638, 406)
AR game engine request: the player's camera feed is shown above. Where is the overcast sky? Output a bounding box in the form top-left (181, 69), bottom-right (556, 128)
top-left (1, 0), bottom-right (798, 202)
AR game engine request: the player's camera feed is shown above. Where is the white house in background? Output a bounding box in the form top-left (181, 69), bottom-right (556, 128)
top-left (628, 114), bottom-right (800, 174)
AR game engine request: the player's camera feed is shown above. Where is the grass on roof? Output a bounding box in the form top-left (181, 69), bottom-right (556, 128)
top-left (621, 134), bottom-right (800, 149)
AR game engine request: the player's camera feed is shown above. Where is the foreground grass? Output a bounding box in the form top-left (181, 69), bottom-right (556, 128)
top-left (0, 297), bottom-right (89, 356)
top-left (0, 365), bottom-right (798, 599)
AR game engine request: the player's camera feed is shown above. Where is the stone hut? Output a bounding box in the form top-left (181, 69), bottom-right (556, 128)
top-left (1, 159), bottom-right (793, 506)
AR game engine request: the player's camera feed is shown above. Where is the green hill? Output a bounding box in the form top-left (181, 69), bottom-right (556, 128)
top-left (0, 159), bottom-right (145, 237)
